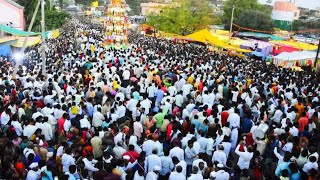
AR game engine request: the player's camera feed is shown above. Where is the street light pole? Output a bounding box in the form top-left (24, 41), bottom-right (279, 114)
top-left (12, 0), bottom-right (41, 79)
top-left (41, 0), bottom-right (46, 76)
top-left (229, 5), bottom-right (235, 42)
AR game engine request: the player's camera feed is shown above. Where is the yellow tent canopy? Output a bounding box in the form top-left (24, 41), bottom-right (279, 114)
top-left (185, 29), bottom-right (252, 53)
top-left (270, 40), bottom-right (317, 51)
top-left (11, 36), bottom-right (41, 47)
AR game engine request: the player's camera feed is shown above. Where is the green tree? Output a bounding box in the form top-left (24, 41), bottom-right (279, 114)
top-left (146, 0), bottom-right (217, 35)
top-left (235, 10), bottom-right (275, 31)
top-left (222, 0), bottom-right (273, 31)
top-left (17, 0), bottom-right (70, 31)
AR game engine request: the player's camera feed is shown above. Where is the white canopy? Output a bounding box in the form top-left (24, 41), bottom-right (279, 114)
top-left (273, 51), bottom-right (319, 61)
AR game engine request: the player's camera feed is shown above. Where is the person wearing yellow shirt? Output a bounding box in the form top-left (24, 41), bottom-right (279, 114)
top-left (187, 75), bottom-right (194, 84)
top-left (112, 80), bottom-right (120, 90)
top-left (90, 44), bottom-right (95, 54)
top-left (246, 77), bottom-right (252, 87)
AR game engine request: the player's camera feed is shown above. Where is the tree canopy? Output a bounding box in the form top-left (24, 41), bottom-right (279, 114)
top-left (146, 0), bottom-right (217, 35)
top-left (235, 10), bottom-right (275, 31)
top-left (223, 0), bottom-right (274, 31)
top-left (17, 0), bottom-right (70, 31)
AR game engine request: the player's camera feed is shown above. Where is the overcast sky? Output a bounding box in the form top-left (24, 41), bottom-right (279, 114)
top-left (258, 0), bottom-right (320, 10)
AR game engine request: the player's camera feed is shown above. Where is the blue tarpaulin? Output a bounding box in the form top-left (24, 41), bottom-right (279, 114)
top-left (251, 51), bottom-right (266, 61)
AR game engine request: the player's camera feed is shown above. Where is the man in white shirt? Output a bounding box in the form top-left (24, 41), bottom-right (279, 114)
top-left (212, 145), bottom-right (227, 166)
top-left (133, 120), bottom-right (143, 138)
top-left (145, 149), bottom-right (162, 173)
top-left (168, 165), bottom-right (186, 180)
top-left (126, 97), bottom-right (138, 112)
top-left (303, 156), bottom-right (318, 175)
top-left (11, 115), bottom-right (23, 136)
top-left (169, 144), bottom-right (184, 161)
top-left (41, 117), bottom-right (53, 141)
top-left (188, 166), bottom-right (203, 180)
top-left (61, 148), bottom-right (75, 173)
top-left (23, 121), bottom-right (38, 139)
top-left (289, 123), bottom-right (299, 137)
top-left (227, 111), bottom-right (240, 128)
top-left (116, 102), bottom-right (126, 118)
top-left (235, 142), bottom-right (253, 177)
top-left (160, 150), bottom-right (174, 178)
top-left (82, 154), bottom-right (99, 177)
top-left (146, 166), bottom-right (160, 180)
top-left (142, 136), bottom-right (157, 156)
top-left (175, 92), bottom-right (184, 108)
top-left (92, 108), bottom-right (104, 128)
top-left (185, 140), bottom-right (198, 176)
top-left (41, 104), bottom-right (54, 117)
top-left (140, 97), bottom-right (152, 115)
top-left (210, 164), bottom-right (230, 180)
top-left (26, 163), bottom-right (40, 180)
top-left (168, 85), bottom-right (177, 97)
top-left (0, 109), bottom-right (11, 126)
top-left (270, 107), bottom-right (283, 124)
top-left (147, 83), bottom-right (157, 99)
top-left (80, 115), bottom-right (91, 129)
top-left (197, 133), bottom-right (208, 155)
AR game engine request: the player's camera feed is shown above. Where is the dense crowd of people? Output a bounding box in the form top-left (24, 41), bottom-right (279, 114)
top-left (0, 17), bottom-right (319, 180)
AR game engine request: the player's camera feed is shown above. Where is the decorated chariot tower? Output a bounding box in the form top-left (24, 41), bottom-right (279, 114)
top-left (105, 0), bottom-right (129, 48)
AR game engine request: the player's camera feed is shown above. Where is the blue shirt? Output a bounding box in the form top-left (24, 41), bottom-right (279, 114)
top-left (191, 119), bottom-right (201, 130)
top-left (275, 162), bottom-right (291, 177)
top-left (241, 118), bottom-right (253, 133)
top-left (290, 172), bottom-right (300, 180)
top-left (132, 91), bottom-right (140, 100)
top-left (86, 102), bottom-right (94, 117)
top-left (200, 125), bottom-right (209, 133)
top-left (155, 89), bottom-right (164, 102)
top-left (41, 170), bottom-right (54, 180)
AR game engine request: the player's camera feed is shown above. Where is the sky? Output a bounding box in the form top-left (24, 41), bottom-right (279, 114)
top-left (258, 0), bottom-right (320, 10)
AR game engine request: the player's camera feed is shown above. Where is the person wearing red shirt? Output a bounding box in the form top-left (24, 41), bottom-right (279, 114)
top-left (57, 113), bottom-right (69, 133)
top-left (298, 112), bottom-right (309, 132)
top-left (220, 108), bottom-right (229, 126)
top-left (122, 144), bottom-right (140, 163)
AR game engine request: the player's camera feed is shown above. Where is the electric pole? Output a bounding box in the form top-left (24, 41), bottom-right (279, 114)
top-left (41, 0), bottom-right (47, 76)
top-left (229, 5), bottom-right (235, 42)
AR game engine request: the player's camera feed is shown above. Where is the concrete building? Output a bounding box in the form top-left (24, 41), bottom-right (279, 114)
top-left (140, 2), bottom-right (172, 16)
top-left (272, 1), bottom-right (300, 30)
top-left (0, 0), bottom-right (25, 30)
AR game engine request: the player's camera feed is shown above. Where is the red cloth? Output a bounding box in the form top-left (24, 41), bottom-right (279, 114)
top-left (245, 133), bottom-right (254, 147)
top-left (57, 117), bottom-right (66, 133)
top-left (123, 151), bottom-right (140, 163)
top-left (298, 117), bottom-right (309, 132)
top-left (15, 162), bottom-right (25, 176)
top-left (36, 100), bottom-right (45, 109)
top-left (273, 45), bottom-right (300, 55)
top-left (198, 81), bottom-right (204, 92)
top-left (220, 111), bottom-right (229, 126)
top-left (206, 109), bottom-right (212, 116)
top-left (172, 107), bottom-right (181, 117)
top-left (167, 123), bottom-right (173, 141)
top-left (253, 168), bottom-right (262, 180)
